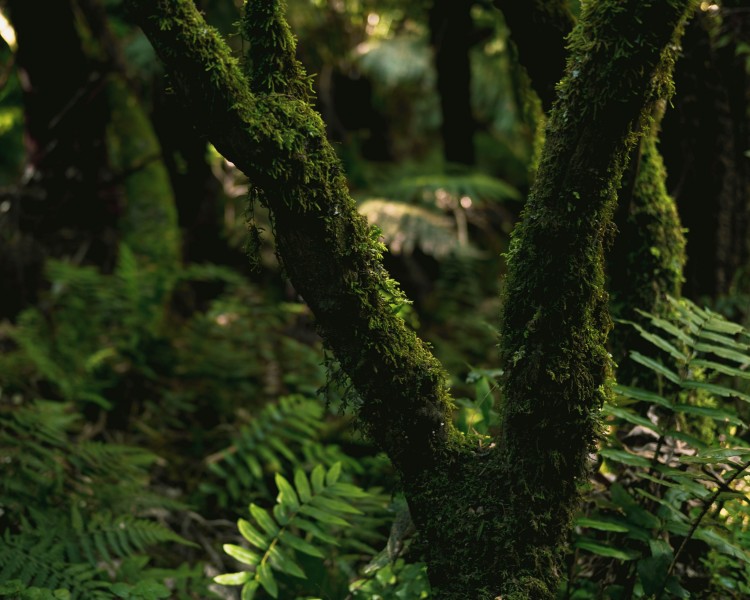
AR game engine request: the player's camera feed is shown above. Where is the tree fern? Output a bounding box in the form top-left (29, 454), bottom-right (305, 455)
top-left (214, 463), bottom-right (370, 599)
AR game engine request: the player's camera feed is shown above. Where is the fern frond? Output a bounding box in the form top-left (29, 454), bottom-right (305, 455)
top-left (0, 530), bottom-right (111, 599)
top-left (382, 172), bottom-right (521, 206)
top-left (358, 199), bottom-right (460, 258)
top-left (203, 395), bottom-right (341, 506)
top-left (215, 463), bottom-right (371, 599)
top-left (575, 297), bottom-right (750, 593)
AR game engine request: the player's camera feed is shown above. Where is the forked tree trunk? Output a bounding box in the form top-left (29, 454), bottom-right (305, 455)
top-left (127, 0), bottom-right (695, 597)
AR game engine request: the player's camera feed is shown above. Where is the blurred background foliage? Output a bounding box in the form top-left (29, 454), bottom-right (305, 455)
top-left (0, 0), bottom-right (748, 597)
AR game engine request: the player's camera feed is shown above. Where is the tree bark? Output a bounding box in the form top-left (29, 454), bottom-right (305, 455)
top-left (126, 0), bottom-right (694, 597)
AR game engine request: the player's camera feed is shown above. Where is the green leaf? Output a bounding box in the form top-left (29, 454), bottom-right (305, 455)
top-left (628, 352), bottom-right (681, 384)
top-left (703, 316), bottom-right (744, 336)
top-left (681, 447), bottom-right (750, 463)
top-left (694, 527), bottom-right (750, 564)
top-left (599, 448), bottom-right (652, 468)
top-left (275, 474), bottom-right (300, 511)
top-left (694, 343), bottom-right (749, 365)
top-left (241, 581), bottom-right (260, 600)
top-left (326, 462), bottom-right (342, 486)
top-left (267, 546), bottom-right (307, 579)
top-left (299, 505), bottom-right (351, 527)
top-left (250, 504), bottom-right (279, 537)
top-left (681, 380), bottom-right (750, 403)
top-left (635, 311), bottom-right (695, 346)
top-left (310, 464), bottom-right (326, 494)
top-left (576, 517), bottom-right (629, 532)
top-left (575, 539), bottom-right (640, 560)
top-left (689, 358), bottom-right (750, 380)
top-left (637, 552), bottom-right (671, 597)
top-left (238, 519), bottom-right (268, 550)
top-left (671, 404), bottom-right (745, 426)
top-left (294, 518), bottom-right (339, 545)
top-left (294, 469), bottom-right (312, 503)
top-left (310, 494), bottom-right (362, 515)
top-left (279, 530), bottom-right (325, 558)
top-left (612, 384), bottom-right (672, 408)
top-left (273, 503), bottom-right (291, 526)
top-left (223, 544), bottom-right (260, 566)
top-left (699, 329), bottom-right (750, 352)
top-left (327, 482), bottom-right (369, 498)
top-left (601, 404), bottom-right (660, 433)
top-left (257, 563), bottom-right (278, 598)
top-left (214, 571), bottom-right (252, 586)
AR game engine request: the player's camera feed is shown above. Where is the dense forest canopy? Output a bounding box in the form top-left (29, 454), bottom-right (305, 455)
top-left (0, 0), bottom-right (749, 598)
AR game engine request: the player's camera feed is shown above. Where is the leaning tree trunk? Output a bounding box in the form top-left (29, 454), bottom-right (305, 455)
top-left (127, 0), bottom-right (694, 597)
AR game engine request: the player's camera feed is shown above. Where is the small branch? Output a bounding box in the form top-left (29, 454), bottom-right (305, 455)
top-left (667, 459), bottom-right (750, 578)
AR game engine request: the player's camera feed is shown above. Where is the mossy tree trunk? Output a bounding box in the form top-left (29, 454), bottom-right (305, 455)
top-left (494, 1), bottom-right (688, 383)
top-left (127, 0), bottom-right (694, 597)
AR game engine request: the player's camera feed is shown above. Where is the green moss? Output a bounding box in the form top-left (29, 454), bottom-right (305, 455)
top-left (128, 0), bottom-right (695, 596)
top-left (497, 0), bottom-right (695, 592)
top-left (106, 78), bottom-right (180, 269)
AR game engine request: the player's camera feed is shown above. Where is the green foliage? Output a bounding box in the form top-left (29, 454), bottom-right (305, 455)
top-left (0, 399), bottom-right (191, 599)
top-left (201, 395), bottom-right (360, 507)
top-left (570, 297), bottom-right (750, 597)
top-left (215, 463), bottom-right (378, 599)
top-left (349, 558), bottom-right (431, 599)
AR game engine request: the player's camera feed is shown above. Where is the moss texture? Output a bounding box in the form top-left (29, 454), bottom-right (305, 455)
top-left (127, 0), bottom-right (695, 596)
top-left (496, 0), bottom-right (695, 595)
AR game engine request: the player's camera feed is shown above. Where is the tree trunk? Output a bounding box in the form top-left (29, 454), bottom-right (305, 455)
top-left (127, 0), bottom-right (694, 596)
top-left (429, 0), bottom-right (476, 165)
top-left (492, 0), bottom-right (574, 111)
top-left (661, 7), bottom-right (749, 300)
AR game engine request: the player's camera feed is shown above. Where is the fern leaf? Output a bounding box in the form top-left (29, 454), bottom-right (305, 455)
top-left (216, 463), bottom-right (372, 598)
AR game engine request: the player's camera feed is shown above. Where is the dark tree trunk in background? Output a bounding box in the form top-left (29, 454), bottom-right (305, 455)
top-left (661, 7), bottom-right (750, 300)
top-left (493, 0), bottom-right (575, 111)
top-left (429, 0), bottom-right (475, 165)
top-left (6, 0), bottom-right (118, 265)
top-left (0, 0), bottom-right (119, 320)
top-left (151, 81), bottom-right (235, 266)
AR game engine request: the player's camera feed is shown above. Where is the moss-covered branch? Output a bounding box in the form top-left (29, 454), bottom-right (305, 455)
top-left (128, 0), bottom-right (694, 597)
top-left (125, 0), bottom-right (459, 475)
top-left (496, 0), bottom-right (694, 595)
